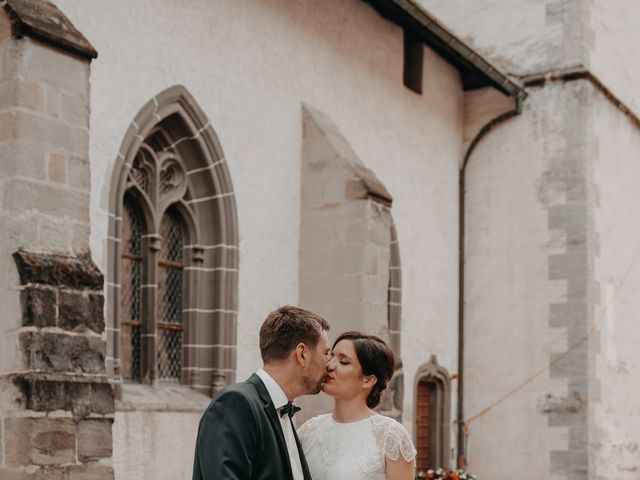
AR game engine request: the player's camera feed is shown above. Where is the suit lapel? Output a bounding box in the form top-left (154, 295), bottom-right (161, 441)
top-left (248, 374), bottom-right (294, 480)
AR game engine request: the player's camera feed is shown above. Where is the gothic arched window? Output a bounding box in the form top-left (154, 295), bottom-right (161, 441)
top-left (107, 86), bottom-right (239, 395)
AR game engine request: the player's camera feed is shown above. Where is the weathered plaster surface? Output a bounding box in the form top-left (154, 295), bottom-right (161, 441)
top-left (113, 409), bottom-right (203, 480)
top-left (418, 0), bottom-right (589, 77)
top-left (463, 82), bottom-right (599, 479)
top-left (589, 0), bottom-right (640, 119)
top-left (591, 86), bottom-right (640, 480)
top-left (463, 87), bottom-right (518, 157)
top-left (421, 0), bottom-right (640, 120)
top-left (418, 1), bottom-right (640, 477)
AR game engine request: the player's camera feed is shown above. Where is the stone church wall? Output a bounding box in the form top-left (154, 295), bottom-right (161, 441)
top-left (0, 2), bottom-right (115, 477)
top-left (51, 0), bottom-right (466, 477)
top-left (422, 0), bottom-right (640, 477)
top-left (462, 80), bottom-right (599, 480)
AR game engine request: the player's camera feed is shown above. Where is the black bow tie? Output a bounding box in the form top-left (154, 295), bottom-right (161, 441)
top-left (279, 401), bottom-right (301, 419)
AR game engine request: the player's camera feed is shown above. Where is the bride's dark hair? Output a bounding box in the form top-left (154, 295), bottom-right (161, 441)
top-left (332, 331), bottom-right (396, 408)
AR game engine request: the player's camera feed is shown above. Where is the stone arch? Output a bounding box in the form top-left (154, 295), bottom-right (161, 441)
top-left (379, 217), bottom-right (404, 421)
top-left (107, 85), bottom-right (239, 395)
top-left (414, 355), bottom-right (452, 471)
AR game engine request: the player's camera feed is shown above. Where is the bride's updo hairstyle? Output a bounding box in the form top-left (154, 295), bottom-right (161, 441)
top-left (333, 331), bottom-right (396, 408)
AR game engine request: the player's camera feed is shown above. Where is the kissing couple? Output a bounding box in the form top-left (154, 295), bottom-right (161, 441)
top-left (192, 305), bottom-right (416, 480)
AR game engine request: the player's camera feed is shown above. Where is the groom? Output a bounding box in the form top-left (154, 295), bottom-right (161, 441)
top-left (192, 305), bottom-right (330, 480)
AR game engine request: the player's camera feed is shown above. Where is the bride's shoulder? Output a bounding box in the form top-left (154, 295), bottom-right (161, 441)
top-left (301, 413), bottom-right (331, 425)
top-left (370, 415), bottom-right (417, 462)
top-left (371, 414), bottom-right (412, 438)
top-left (297, 413), bottom-right (331, 438)
top-left (370, 413), bottom-right (402, 429)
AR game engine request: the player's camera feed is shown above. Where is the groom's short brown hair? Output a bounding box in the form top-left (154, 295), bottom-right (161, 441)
top-left (259, 305), bottom-right (330, 362)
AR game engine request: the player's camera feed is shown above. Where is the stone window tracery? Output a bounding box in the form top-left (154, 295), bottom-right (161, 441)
top-left (118, 129), bottom-right (193, 384)
top-left (108, 86), bottom-right (239, 395)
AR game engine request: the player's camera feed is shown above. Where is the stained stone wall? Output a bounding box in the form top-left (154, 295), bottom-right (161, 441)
top-left (2, 252), bottom-right (114, 480)
top-left (0, 2), bottom-right (114, 479)
top-left (0, 3), bottom-right (95, 371)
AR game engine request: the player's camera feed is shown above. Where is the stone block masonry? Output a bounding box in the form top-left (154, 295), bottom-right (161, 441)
top-left (542, 81), bottom-right (600, 480)
top-left (0, 7), bottom-right (93, 257)
top-left (0, 251), bottom-right (115, 479)
top-left (0, 1), bottom-right (110, 478)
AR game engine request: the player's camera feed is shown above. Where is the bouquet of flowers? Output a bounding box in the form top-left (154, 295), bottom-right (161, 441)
top-left (416, 468), bottom-right (477, 480)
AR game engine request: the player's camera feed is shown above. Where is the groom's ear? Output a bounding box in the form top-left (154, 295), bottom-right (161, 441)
top-left (294, 342), bottom-right (306, 366)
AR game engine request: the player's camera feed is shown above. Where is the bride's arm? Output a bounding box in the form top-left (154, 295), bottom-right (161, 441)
top-left (385, 456), bottom-right (415, 480)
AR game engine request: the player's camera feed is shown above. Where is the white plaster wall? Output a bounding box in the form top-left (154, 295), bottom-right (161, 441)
top-left (463, 86), bottom-right (575, 478)
top-left (52, 0), bottom-right (464, 474)
top-left (113, 410), bottom-right (202, 479)
top-left (591, 89), bottom-right (640, 479)
top-left (418, 0), bottom-right (587, 77)
top-left (589, 0), bottom-right (640, 120)
top-left (420, 0), bottom-right (640, 124)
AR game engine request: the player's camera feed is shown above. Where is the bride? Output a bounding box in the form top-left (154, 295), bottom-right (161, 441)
top-left (298, 331), bottom-right (416, 480)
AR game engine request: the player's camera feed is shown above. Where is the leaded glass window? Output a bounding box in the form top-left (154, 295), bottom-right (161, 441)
top-left (118, 129), bottom-right (191, 384)
top-left (121, 197), bottom-right (143, 381)
top-left (157, 208), bottom-right (184, 381)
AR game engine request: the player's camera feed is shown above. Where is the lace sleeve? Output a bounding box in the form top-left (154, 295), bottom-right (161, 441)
top-left (296, 415), bottom-right (323, 444)
top-left (382, 419), bottom-right (417, 463)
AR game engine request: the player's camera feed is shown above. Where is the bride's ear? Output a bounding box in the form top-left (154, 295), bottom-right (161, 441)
top-left (362, 374), bottom-right (377, 390)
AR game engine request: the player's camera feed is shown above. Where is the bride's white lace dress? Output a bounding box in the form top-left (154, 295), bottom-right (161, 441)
top-left (298, 413), bottom-right (417, 480)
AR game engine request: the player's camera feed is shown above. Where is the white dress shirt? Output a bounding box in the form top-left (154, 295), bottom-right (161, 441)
top-left (255, 368), bottom-right (304, 480)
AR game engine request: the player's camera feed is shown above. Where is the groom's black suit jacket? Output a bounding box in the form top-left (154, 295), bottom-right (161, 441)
top-left (192, 373), bottom-right (312, 480)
